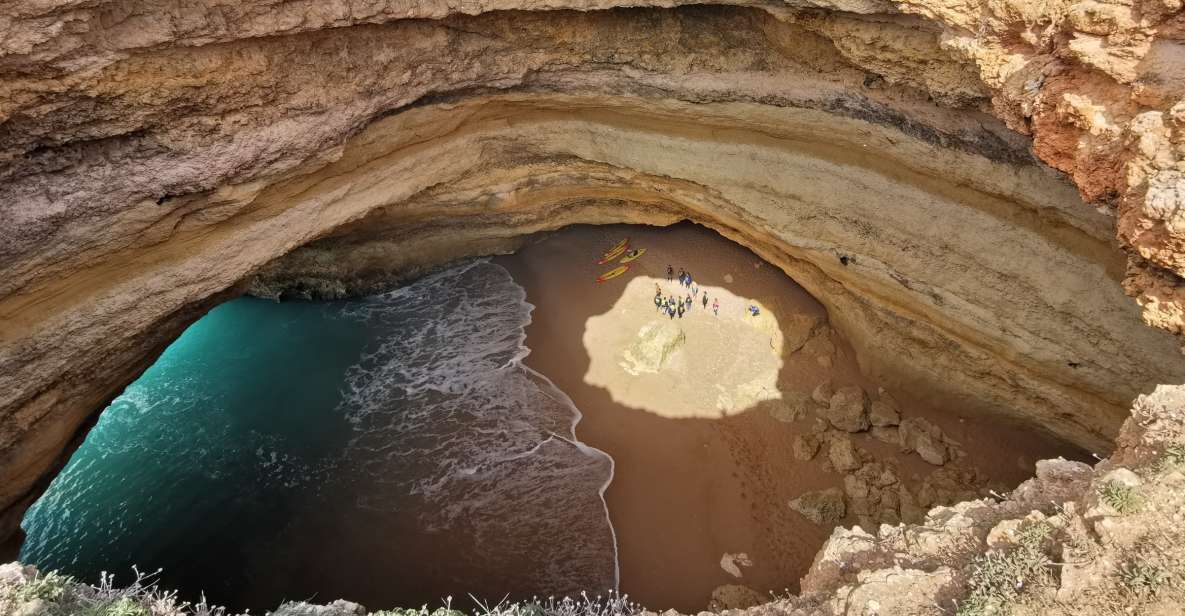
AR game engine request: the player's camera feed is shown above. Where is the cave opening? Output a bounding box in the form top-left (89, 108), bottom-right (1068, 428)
top-left (16, 222), bottom-right (1087, 614)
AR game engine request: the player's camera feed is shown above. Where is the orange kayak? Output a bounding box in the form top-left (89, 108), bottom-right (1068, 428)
top-left (597, 239), bottom-right (630, 264)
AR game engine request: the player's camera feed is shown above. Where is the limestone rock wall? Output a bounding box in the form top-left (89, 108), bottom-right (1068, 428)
top-left (1, 0), bottom-right (1183, 551)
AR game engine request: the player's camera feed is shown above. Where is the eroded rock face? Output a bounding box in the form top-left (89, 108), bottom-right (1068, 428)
top-left (0, 0), bottom-right (1183, 553)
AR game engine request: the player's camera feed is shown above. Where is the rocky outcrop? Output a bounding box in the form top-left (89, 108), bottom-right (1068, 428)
top-left (0, 0), bottom-right (1183, 559)
top-left (789, 488), bottom-right (848, 525)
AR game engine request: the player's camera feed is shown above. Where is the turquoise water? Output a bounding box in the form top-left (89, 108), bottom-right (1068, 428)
top-left (20, 261), bottom-right (617, 612)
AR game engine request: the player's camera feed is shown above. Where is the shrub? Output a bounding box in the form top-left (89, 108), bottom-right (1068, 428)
top-left (956, 521), bottom-right (1053, 616)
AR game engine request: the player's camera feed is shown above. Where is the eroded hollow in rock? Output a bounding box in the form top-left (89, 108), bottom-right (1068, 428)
top-left (17, 222), bottom-right (1089, 613)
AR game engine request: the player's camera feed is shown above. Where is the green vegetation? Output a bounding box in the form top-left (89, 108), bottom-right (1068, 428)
top-left (11, 571), bottom-right (69, 604)
top-left (1158, 445), bottom-right (1185, 472)
top-left (956, 521), bottom-right (1053, 616)
top-left (3, 567), bottom-right (641, 616)
top-left (0, 567), bottom-right (228, 616)
top-left (87, 597), bottom-right (152, 616)
top-left (1120, 562), bottom-right (1171, 599)
top-left (1098, 481), bottom-right (1142, 514)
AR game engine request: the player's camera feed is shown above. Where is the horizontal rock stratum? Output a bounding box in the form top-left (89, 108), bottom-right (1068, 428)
top-left (1, 0), bottom-right (1184, 612)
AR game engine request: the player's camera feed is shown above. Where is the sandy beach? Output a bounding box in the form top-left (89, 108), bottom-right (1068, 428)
top-left (495, 222), bottom-right (1086, 612)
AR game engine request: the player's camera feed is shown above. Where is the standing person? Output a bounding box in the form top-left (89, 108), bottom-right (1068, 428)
top-left (692, 283), bottom-right (699, 298)
top-left (703, 294), bottom-right (709, 309)
top-left (677, 303), bottom-right (685, 319)
top-left (667, 265), bottom-right (674, 281)
top-left (712, 298), bottom-right (719, 316)
top-left (686, 272), bottom-right (693, 288)
top-left (685, 293), bottom-right (692, 309)
top-left (655, 292), bottom-right (663, 311)
top-left (678, 268), bottom-right (686, 285)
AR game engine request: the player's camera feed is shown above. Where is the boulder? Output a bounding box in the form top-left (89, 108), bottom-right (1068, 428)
top-left (844, 474), bottom-right (871, 500)
top-left (789, 487), bottom-right (846, 525)
top-left (914, 431), bottom-right (948, 465)
top-left (827, 386), bottom-right (870, 432)
top-left (793, 434), bottom-right (821, 461)
top-left (768, 391), bottom-right (810, 423)
top-left (828, 436), bottom-right (862, 472)
top-left (783, 313), bottom-right (824, 353)
top-left (620, 320), bottom-right (685, 374)
top-left (708, 584), bottom-right (767, 610)
top-left (870, 425), bottom-right (901, 446)
top-left (719, 552), bottom-right (753, 578)
top-left (899, 417), bottom-right (949, 464)
top-left (869, 395), bottom-right (901, 427)
top-left (811, 379), bottom-right (834, 406)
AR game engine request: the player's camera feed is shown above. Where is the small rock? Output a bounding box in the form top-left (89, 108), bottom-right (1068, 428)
top-left (829, 436), bottom-right (862, 472)
top-left (707, 585), bottom-right (766, 610)
top-left (1101, 467), bottom-right (1141, 487)
top-left (784, 313), bottom-right (824, 353)
top-left (844, 474), bottom-right (871, 499)
top-left (793, 434), bottom-right (821, 461)
top-left (899, 417), bottom-right (949, 463)
top-left (13, 599), bottom-right (47, 616)
top-left (769, 392), bottom-right (809, 423)
top-left (874, 465), bottom-right (899, 487)
top-left (271, 600), bottom-right (367, 616)
top-left (827, 386), bottom-right (870, 432)
top-left (914, 432), bottom-right (948, 466)
top-left (811, 380), bottom-right (834, 405)
top-left (719, 552), bottom-right (753, 578)
top-left (870, 425), bottom-right (901, 446)
top-left (0, 563), bottom-right (36, 585)
top-left (869, 396), bottom-right (901, 427)
top-left (789, 487), bottom-right (846, 524)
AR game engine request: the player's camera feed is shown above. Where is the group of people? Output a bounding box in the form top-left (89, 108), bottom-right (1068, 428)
top-left (656, 265), bottom-right (719, 319)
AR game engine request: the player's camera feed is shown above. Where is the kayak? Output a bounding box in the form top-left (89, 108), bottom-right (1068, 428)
top-left (597, 264), bottom-right (630, 283)
top-left (603, 238), bottom-right (628, 257)
top-left (619, 248), bottom-right (646, 264)
top-left (598, 239), bottom-right (629, 264)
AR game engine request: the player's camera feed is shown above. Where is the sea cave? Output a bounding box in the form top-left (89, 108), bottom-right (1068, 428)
top-left (2, 2), bottom-right (1184, 615)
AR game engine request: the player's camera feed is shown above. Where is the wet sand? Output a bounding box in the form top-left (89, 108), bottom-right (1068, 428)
top-left (495, 222), bottom-right (1087, 612)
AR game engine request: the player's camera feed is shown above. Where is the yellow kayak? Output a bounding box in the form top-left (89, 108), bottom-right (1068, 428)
top-left (598, 238), bottom-right (630, 264)
top-left (597, 264), bottom-right (630, 283)
top-left (619, 248), bottom-right (646, 264)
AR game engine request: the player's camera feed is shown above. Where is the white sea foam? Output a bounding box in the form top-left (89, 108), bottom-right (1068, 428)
top-left (21, 259), bottom-right (620, 600)
top-left (334, 260), bottom-right (620, 594)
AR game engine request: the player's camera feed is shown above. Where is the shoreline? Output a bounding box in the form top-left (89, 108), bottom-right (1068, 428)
top-left (496, 222), bottom-right (1089, 612)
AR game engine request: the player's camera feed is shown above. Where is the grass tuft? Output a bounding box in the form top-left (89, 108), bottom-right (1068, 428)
top-left (1098, 482), bottom-right (1142, 514)
top-left (1119, 562), bottom-right (1171, 598)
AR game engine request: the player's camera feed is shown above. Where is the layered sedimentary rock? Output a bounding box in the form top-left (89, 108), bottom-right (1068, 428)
top-left (1, 0), bottom-right (1183, 556)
